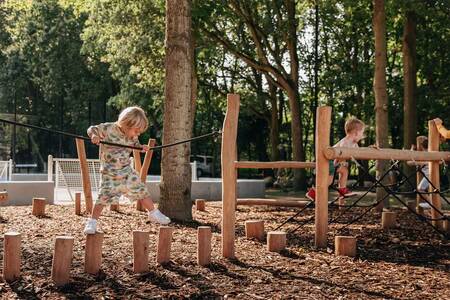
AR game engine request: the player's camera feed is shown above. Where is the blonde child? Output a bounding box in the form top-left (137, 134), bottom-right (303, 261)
top-left (84, 107), bottom-right (170, 234)
top-left (306, 117), bottom-right (366, 201)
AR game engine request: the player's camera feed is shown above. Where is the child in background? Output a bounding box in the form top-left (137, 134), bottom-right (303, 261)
top-left (306, 117), bottom-right (366, 201)
top-left (84, 107), bottom-right (170, 234)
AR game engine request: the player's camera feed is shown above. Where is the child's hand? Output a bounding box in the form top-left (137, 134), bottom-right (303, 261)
top-left (141, 145), bottom-right (150, 152)
top-left (91, 135), bottom-right (102, 145)
top-left (433, 118), bottom-right (443, 126)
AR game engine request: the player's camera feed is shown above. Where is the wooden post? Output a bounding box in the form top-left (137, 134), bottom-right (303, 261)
top-left (335, 236), bottom-right (356, 257)
top-left (75, 192), bottom-right (81, 215)
top-left (157, 226), bottom-right (173, 264)
top-left (110, 203), bottom-right (119, 212)
top-left (222, 94), bottom-right (240, 259)
top-left (245, 220), bottom-right (264, 241)
top-left (197, 226), bottom-right (212, 266)
top-left (136, 139), bottom-right (156, 211)
top-left (51, 236), bottom-right (74, 286)
top-left (3, 232), bottom-right (21, 282)
top-left (84, 233), bottom-right (103, 274)
top-left (267, 231), bottom-right (286, 252)
top-left (381, 211), bottom-right (396, 229)
top-left (47, 154), bottom-right (53, 182)
top-left (428, 120), bottom-right (443, 229)
top-left (76, 138), bottom-right (93, 214)
top-left (133, 150), bottom-right (142, 173)
top-left (133, 230), bottom-right (149, 273)
top-left (0, 191), bottom-right (8, 202)
top-left (195, 199), bottom-right (206, 211)
top-left (315, 106), bottom-right (332, 248)
top-left (32, 197), bottom-right (46, 216)
top-left (416, 137), bottom-right (424, 209)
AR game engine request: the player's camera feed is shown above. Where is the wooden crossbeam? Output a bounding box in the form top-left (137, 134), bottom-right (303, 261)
top-left (235, 161), bottom-right (315, 169)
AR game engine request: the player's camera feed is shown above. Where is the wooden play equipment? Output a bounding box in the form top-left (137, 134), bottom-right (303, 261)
top-left (197, 226), bottom-right (212, 266)
top-left (3, 232), bottom-right (21, 282)
top-left (195, 199), bottom-right (206, 211)
top-left (315, 106), bottom-right (450, 248)
top-left (0, 190), bottom-right (8, 202)
top-left (32, 197), bottom-right (46, 216)
top-left (267, 231), bottom-right (287, 252)
top-left (51, 236), bottom-right (74, 286)
top-left (157, 226), bottom-right (173, 264)
top-left (74, 192), bottom-right (82, 215)
top-left (132, 230), bottom-right (149, 273)
top-left (335, 236), bottom-right (357, 257)
top-left (85, 233), bottom-right (104, 274)
top-left (245, 220), bottom-right (265, 241)
top-left (381, 211), bottom-right (397, 229)
top-left (221, 94), bottom-right (314, 258)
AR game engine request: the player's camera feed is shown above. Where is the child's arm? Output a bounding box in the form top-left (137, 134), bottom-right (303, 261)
top-left (87, 123), bottom-right (109, 145)
top-left (433, 118), bottom-right (450, 139)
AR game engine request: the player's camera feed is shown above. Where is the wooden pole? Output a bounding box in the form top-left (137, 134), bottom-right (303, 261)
top-left (133, 150), bottom-right (142, 173)
top-left (0, 191), bottom-right (8, 202)
top-left (267, 231), bottom-right (286, 252)
top-left (428, 120), bottom-right (443, 229)
top-left (133, 230), bottom-right (149, 273)
top-left (32, 197), bottom-right (46, 216)
top-left (157, 226), bottom-right (173, 264)
top-left (324, 147), bottom-right (450, 162)
top-left (136, 139), bottom-right (156, 211)
top-left (235, 161), bottom-right (315, 169)
top-left (245, 220), bottom-right (264, 241)
top-left (47, 154), bottom-right (53, 182)
top-left (84, 232), bottom-right (103, 274)
top-left (416, 137), bottom-right (424, 210)
top-left (315, 106), bottom-right (332, 248)
top-left (75, 192), bottom-right (81, 215)
top-left (51, 236), bottom-right (74, 286)
top-left (76, 138), bottom-right (93, 214)
top-left (381, 211), bottom-right (396, 229)
top-left (222, 94), bottom-right (239, 258)
top-left (335, 236), bottom-right (356, 257)
top-left (195, 199), bottom-right (206, 211)
top-left (197, 226), bottom-right (212, 266)
top-left (237, 198), bottom-right (308, 207)
top-left (3, 232), bottom-right (21, 282)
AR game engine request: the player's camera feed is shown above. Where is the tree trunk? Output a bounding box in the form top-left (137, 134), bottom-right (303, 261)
top-left (373, 0), bottom-right (390, 210)
top-left (159, 0), bottom-right (193, 221)
top-left (402, 10), bottom-right (417, 191)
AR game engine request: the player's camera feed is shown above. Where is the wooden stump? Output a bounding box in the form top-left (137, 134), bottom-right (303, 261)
top-left (195, 199), bottom-right (206, 212)
top-left (133, 231), bottom-right (149, 273)
top-left (51, 236), bottom-right (74, 286)
top-left (382, 211), bottom-right (397, 229)
top-left (3, 232), bottom-right (21, 282)
top-left (157, 226), bottom-right (173, 264)
top-left (74, 192), bottom-right (81, 216)
top-left (0, 191), bottom-right (8, 202)
top-left (85, 233), bottom-right (103, 274)
top-left (197, 226), bottom-right (212, 266)
top-left (110, 203), bottom-right (120, 212)
top-left (335, 236), bottom-right (356, 257)
top-left (136, 200), bottom-right (145, 212)
top-left (267, 231), bottom-right (286, 252)
top-left (32, 197), bottom-right (46, 216)
top-left (245, 220), bottom-right (264, 241)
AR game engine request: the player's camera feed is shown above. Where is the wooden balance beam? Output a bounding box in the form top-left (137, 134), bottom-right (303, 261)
top-left (237, 198), bottom-right (308, 207)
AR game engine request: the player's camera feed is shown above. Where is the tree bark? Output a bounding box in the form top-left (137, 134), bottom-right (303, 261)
top-left (373, 0), bottom-right (390, 210)
top-left (160, 0), bottom-right (193, 220)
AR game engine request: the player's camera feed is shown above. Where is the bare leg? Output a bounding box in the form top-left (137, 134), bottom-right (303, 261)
top-left (140, 197), bottom-right (155, 211)
top-left (338, 166), bottom-right (349, 188)
top-left (91, 204), bottom-right (104, 219)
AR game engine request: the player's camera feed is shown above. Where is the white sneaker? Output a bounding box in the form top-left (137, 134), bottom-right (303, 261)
top-left (419, 202), bottom-right (431, 209)
top-left (148, 209), bottom-right (171, 225)
top-left (84, 218), bottom-right (98, 234)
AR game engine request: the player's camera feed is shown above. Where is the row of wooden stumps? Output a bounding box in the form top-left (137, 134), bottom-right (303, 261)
top-left (1, 226), bottom-right (213, 285)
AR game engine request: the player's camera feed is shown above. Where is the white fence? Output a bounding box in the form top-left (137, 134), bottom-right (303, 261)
top-left (0, 159), bottom-right (13, 181)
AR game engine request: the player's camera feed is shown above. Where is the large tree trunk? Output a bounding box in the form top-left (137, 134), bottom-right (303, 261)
top-left (373, 0), bottom-right (390, 210)
top-left (402, 10), bottom-right (417, 190)
top-left (159, 0), bottom-right (193, 221)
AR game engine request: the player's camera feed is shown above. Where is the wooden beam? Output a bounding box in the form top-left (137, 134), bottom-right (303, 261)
top-left (235, 161), bottom-right (315, 169)
top-left (221, 94), bottom-right (239, 259)
top-left (315, 106), bottom-right (331, 248)
top-left (324, 146), bottom-right (450, 161)
top-left (237, 198), bottom-right (308, 207)
top-left (428, 120), bottom-right (443, 229)
top-left (76, 139), bottom-right (93, 214)
top-left (136, 139), bottom-right (156, 211)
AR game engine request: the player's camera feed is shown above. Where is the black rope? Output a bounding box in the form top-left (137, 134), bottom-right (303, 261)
top-left (0, 117), bottom-right (221, 151)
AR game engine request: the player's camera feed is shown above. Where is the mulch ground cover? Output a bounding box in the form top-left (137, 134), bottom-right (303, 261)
top-left (0, 196), bottom-right (449, 299)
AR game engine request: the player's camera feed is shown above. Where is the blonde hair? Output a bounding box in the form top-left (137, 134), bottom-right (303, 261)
top-left (117, 106), bottom-right (148, 132)
top-left (345, 117), bottom-right (365, 134)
